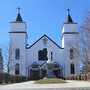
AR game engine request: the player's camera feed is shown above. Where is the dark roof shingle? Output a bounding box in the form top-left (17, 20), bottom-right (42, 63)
top-left (16, 13), bottom-right (23, 21)
top-left (66, 14), bottom-right (73, 23)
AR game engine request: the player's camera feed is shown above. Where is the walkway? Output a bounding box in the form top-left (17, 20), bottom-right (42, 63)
top-left (0, 80), bottom-right (90, 90)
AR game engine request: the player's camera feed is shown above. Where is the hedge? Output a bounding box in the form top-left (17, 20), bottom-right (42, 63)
top-left (66, 72), bottom-right (90, 81)
top-left (0, 72), bottom-right (4, 84)
top-left (0, 72), bottom-right (27, 84)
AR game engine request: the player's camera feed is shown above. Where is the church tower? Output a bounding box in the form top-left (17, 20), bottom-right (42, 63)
top-left (62, 9), bottom-right (80, 77)
top-left (9, 7), bottom-right (27, 76)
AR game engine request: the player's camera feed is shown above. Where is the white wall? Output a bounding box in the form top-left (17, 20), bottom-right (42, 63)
top-left (9, 21), bottom-right (80, 78)
top-left (9, 22), bottom-right (27, 76)
top-left (62, 23), bottom-right (80, 77)
top-left (11, 22), bottom-right (26, 32)
top-left (62, 23), bottom-right (77, 33)
top-left (26, 36), bottom-right (64, 77)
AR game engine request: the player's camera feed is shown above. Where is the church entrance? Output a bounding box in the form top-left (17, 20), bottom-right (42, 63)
top-left (32, 70), bottom-right (40, 79)
top-left (28, 62), bottom-right (63, 79)
top-left (53, 62), bottom-right (62, 78)
top-left (29, 69), bottom-right (40, 79)
top-left (28, 62), bottom-right (40, 79)
top-left (41, 69), bottom-right (46, 78)
top-left (54, 69), bottom-right (60, 78)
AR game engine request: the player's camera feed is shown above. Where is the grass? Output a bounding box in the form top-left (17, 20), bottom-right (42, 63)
top-left (34, 78), bottom-right (67, 84)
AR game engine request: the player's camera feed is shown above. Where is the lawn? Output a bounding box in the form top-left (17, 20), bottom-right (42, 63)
top-left (35, 78), bottom-right (67, 84)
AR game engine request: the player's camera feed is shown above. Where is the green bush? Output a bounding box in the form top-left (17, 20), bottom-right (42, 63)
top-left (4, 73), bottom-right (11, 83)
top-left (13, 75), bottom-right (27, 83)
top-left (0, 72), bottom-right (5, 83)
top-left (0, 72), bottom-right (27, 84)
top-left (21, 76), bottom-right (27, 82)
top-left (10, 75), bottom-right (16, 83)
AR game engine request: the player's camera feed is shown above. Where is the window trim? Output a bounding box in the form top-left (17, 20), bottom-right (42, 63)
top-left (15, 48), bottom-right (20, 60)
top-left (70, 49), bottom-right (74, 59)
top-left (38, 48), bottom-right (48, 61)
top-left (15, 63), bottom-right (20, 75)
top-left (70, 63), bottom-right (75, 74)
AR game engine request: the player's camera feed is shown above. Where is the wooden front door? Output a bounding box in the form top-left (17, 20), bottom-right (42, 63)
top-left (32, 70), bottom-right (39, 79)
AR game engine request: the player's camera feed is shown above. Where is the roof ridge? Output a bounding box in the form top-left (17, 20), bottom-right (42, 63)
top-left (27, 34), bottom-right (63, 49)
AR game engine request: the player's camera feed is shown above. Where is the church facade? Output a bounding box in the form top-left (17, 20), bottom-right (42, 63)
top-left (9, 10), bottom-right (80, 79)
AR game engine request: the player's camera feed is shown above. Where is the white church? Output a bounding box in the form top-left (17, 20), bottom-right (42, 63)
top-left (9, 9), bottom-right (80, 79)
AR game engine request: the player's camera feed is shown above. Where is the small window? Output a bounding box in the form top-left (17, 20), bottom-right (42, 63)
top-left (15, 49), bottom-right (20, 60)
top-left (51, 52), bottom-right (53, 60)
top-left (70, 63), bottom-right (75, 74)
top-left (15, 63), bottom-right (19, 75)
top-left (70, 49), bottom-right (74, 59)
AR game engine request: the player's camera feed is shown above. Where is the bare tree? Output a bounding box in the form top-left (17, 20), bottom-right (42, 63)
top-left (67, 10), bottom-right (90, 73)
top-left (79, 10), bottom-right (90, 73)
top-left (0, 48), bottom-right (3, 72)
top-left (0, 42), bottom-right (15, 73)
top-left (68, 10), bottom-right (90, 73)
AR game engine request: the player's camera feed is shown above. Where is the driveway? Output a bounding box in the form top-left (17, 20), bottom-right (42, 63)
top-left (0, 80), bottom-right (90, 90)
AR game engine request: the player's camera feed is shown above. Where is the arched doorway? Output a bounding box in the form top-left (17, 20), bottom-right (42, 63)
top-left (53, 62), bottom-right (62, 78)
top-left (41, 69), bottom-right (46, 78)
top-left (29, 62), bottom-right (40, 79)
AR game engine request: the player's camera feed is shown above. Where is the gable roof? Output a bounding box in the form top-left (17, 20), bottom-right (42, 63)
top-left (54, 61), bottom-right (63, 68)
top-left (28, 61), bottom-right (63, 69)
top-left (26, 34), bottom-right (63, 49)
top-left (28, 62), bottom-right (40, 68)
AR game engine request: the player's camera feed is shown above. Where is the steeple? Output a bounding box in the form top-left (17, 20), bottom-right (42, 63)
top-left (66, 9), bottom-right (73, 23)
top-left (16, 7), bottom-right (23, 22)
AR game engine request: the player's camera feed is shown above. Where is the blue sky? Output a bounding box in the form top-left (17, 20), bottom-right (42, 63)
top-left (0, 0), bottom-right (90, 46)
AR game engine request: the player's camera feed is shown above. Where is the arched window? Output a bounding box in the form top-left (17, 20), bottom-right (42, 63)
top-left (15, 63), bottom-right (19, 75)
top-left (51, 52), bottom-right (53, 60)
top-left (15, 49), bottom-right (20, 60)
top-left (70, 63), bottom-right (75, 74)
top-left (38, 48), bottom-right (48, 60)
top-left (70, 49), bottom-right (74, 59)
top-left (38, 50), bottom-right (43, 60)
top-left (43, 48), bottom-right (48, 60)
